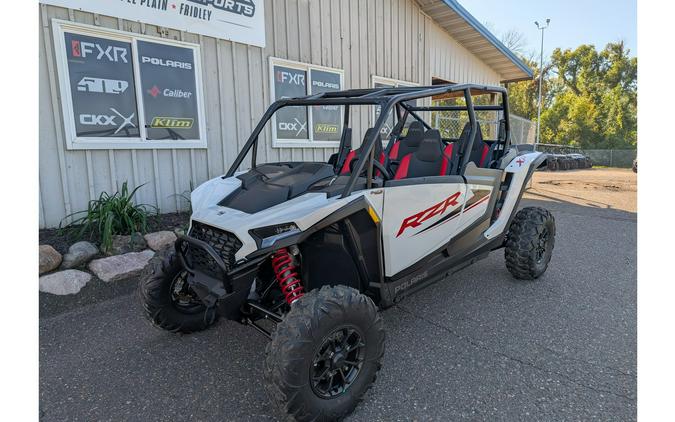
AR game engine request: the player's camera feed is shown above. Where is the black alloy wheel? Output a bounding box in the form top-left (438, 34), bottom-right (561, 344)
top-left (310, 326), bottom-right (367, 399)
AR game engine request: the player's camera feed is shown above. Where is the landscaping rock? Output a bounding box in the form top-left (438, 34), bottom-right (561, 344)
top-left (39, 245), bottom-right (62, 274)
top-left (108, 232), bottom-right (147, 255)
top-left (88, 250), bottom-right (155, 282)
top-left (144, 231), bottom-right (177, 251)
top-left (39, 269), bottom-right (92, 295)
top-left (61, 241), bottom-right (99, 269)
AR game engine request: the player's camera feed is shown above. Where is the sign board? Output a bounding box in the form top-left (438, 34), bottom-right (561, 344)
top-left (66, 32), bottom-right (140, 138)
top-left (53, 20), bottom-right (206, 149)
top-left (41, 0), bottom-right (265, 48)
top-left (310, 69), bottom-right (342, 142)
top-left (137, 40), bottom-right (200, 140)
top-left (269, 57), bottom-right (344, 147)
top-left (272, 65), bottom-right (308, 140)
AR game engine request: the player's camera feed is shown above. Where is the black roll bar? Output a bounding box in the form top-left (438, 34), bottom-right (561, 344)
top-left (224, 84), bottom-right (510, 198)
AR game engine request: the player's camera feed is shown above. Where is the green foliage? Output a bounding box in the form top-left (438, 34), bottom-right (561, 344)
top-left (506, 42), bottom-right (637, 149)
top-left (63, 182), bottom-right (158, 252)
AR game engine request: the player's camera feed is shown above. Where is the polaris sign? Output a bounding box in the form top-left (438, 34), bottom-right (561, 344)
top-left (40, 0), bottom-right (266, 48)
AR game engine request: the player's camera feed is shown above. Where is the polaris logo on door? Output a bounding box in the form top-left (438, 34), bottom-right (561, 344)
top-left (77, 77), bottom-right (128, 95)
top-left (71, 40), bottom-right (128, 63)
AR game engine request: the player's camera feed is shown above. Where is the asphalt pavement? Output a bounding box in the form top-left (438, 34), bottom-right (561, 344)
top-left (39, 177), bottom-right (637, 421)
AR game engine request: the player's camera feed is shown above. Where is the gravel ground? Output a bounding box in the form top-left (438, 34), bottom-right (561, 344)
top-left (39, 169), bottom-right (637, 421)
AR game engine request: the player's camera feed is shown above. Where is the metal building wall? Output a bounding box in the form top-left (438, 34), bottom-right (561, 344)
top-left (39, 0), bottom-right (501, 228)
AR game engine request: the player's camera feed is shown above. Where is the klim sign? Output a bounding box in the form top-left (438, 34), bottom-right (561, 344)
top-left (41, 0), bottom-right (265, 48)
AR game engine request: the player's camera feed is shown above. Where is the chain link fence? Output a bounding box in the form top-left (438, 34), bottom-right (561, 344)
top-left (510, 115), bottom-right (536, 145)
top-left (431, 111), bottom-right (534, 145)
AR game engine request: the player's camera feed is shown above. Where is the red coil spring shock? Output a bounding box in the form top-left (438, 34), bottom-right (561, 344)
top-left (271, 247), bottom-right (305, 305)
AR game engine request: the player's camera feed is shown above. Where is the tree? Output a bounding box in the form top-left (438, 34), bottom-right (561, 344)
top-left (503, 39), bottom-right (637, 149)
top-left (541, 42), bottom-right (637, 148)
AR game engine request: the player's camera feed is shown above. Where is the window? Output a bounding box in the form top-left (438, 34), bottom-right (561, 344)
top-left (371, 76), bottom-right (419, 137)
top-left (52, 20), bottom-right (206, 149)
top-left (269, 58), bottom-right (344, 148)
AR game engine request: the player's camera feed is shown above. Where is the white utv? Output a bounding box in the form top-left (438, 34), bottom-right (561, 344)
top-left (139, 84), bottom-right (555, 421)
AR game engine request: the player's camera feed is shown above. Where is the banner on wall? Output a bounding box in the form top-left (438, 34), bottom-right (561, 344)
top-left (41, 0), bottom-right (266, 48)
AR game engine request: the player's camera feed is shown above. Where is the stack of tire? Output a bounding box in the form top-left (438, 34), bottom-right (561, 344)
top-left (544, 153), bottom-right (593, 171)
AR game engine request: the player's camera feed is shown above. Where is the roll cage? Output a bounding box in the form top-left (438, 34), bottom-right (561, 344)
top-left (225, 83), bottom-right (512, 198)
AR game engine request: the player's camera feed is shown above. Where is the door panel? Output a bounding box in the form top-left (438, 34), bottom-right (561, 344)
top-left (381, 181), bottom-right (467, 276)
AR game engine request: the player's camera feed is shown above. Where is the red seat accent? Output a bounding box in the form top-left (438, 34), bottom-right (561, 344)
top-left (340, 150), bottom-right (357, 175)
top-left (439, 143), bottom-right (453, 175)
top-left (340, 151), bottom-right (386, 175)
top-left (479, 144), bottom-right (489, 167)
top-left (393, 154), bottom-right (411, 179)
top-left (388, 142), bottom-right (400, 160)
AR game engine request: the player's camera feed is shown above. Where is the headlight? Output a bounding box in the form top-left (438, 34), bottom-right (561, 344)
top-left (250, 223), bottom-right (301, 248)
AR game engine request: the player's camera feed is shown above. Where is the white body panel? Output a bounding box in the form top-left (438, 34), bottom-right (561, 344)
top-left (484, 152), bottom-right (543, 240)
top-left (381, 183), bottom-right (466, 275)
top-left (187, 151), bottom-right (538, 272)
top-left (190, 175), bottom-right (383, 261)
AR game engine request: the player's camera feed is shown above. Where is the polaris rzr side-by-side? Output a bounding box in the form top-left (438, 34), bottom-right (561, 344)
top-left (139, 84), bottom-right (555, 421)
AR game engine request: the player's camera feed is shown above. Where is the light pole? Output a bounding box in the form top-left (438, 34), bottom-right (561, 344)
top-left (534, 19), bottom-right (550, 148)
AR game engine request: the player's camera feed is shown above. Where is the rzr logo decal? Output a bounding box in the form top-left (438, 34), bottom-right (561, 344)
top-left (396, 192), bottom-right (461, 237)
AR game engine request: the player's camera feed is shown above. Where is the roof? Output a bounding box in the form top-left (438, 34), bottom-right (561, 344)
top-left (417, 0), bottom-right (534, 83)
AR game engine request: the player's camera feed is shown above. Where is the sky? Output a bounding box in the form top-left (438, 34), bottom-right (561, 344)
top-left (459, 0), bottom-right (637, 60)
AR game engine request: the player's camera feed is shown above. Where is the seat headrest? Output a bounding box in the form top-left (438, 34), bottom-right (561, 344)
top-left (403, 121), bottom-right (424, 147)
top-left (415, 129), bottom-right (443, 162)
top-left (359, 128), bottom-right (383, 156)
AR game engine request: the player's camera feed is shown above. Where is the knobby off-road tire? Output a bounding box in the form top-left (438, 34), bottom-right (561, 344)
top-left (139, 251), bottom-right (218, 333)
top-left (264, 285), bottom-right (385, 422)
top-left (505, 207), bottom-right (556, 280)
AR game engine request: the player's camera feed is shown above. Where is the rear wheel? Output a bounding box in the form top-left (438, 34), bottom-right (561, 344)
top-left (505, 207), bottom-right (556, 280)
top-left (264, 285), bottom-right (385, 422)
top-left (139, 251), bottom-right (218, 333)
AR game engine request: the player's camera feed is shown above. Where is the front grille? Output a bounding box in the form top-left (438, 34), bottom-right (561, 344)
top-left (187, 221), bottom-right (242, 277)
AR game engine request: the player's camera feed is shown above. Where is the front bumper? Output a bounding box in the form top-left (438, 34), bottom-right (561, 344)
top-left (175, 234), bottom-right (261, 320)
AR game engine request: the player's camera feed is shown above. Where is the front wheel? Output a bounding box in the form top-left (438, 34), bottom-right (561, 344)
top-left (264, 285), bottom-right (385, 422)
top-left (504, 207), bottom-right (556, 280)
top-left (138, 251), bottom-right (218, 333)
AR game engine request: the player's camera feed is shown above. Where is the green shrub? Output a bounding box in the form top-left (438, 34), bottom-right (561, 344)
top-left (63, 182), bottom-right (158, 252)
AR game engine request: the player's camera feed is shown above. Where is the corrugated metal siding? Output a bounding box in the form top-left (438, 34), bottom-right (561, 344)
top-left (39, 0), bottom-right (501, 228)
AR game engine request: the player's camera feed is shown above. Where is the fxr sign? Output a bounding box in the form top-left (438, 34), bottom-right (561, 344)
top-left (276, 70), bottom-right (305, 85)
top-left (71, 40), bottom-right (128, 63)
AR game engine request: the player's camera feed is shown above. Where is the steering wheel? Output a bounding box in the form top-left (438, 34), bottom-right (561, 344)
top-left (349, 157), bottom-right (392, 180)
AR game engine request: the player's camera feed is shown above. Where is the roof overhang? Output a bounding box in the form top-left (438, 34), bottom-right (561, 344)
top-left (417, 0), bottom-right (534, 83)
